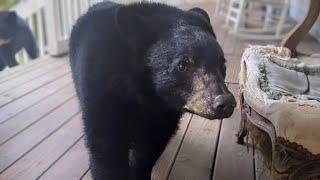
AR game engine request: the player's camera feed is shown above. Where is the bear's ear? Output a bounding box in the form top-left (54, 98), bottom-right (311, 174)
top-left (189, 7), bottom-right (211, 24)
top-left (7, 11), bottom-right (17, 22)
top-left (114, 6), bottom-right (149, 51)
top-left (189, 7), bottom-right (216, 39)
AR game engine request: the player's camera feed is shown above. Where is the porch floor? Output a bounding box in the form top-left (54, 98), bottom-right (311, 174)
top-left (0, 1), bottom-right (319, 179)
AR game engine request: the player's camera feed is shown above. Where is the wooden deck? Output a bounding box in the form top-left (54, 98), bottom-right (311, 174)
top-left (1, 1), bottom-right (320, 179)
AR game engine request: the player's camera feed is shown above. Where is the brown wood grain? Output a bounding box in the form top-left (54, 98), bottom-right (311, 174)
top-left (168, 115), bottom-right (221, 180)
top-left (81, 170), bottom-right (93, 180)
top-left (0, 56), bottom-right (55, 83)
top-left (0, 60), bottom-right (66, 94)
top-left (152, 113), bottom-right (192, 180)
top-left (38, 138), bottom-right (89, 180)
top-left (0, 75), bottom-right (72, 123)
top-left (225, 56), bottom-right (241, 84)
top-left (0, 98), bottom-right (79, 173)
top-left (0, 66), bottom-right (71, 108)
top-left (212, 84), bottom-right (254, 180)
top-left (0, 114), bottom-right (83, 180)
top-left (0, 84), bottom-right (75, 145)
top-left (254, 148), bottom-right (272, 180)
top-left (223, 34), bottom-right (238, 55)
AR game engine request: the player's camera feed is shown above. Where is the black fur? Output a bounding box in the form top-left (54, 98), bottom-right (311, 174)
top-left (70, 2), bottom-right (235, 180)
top-left (0, 10), bottom-right (38, 70)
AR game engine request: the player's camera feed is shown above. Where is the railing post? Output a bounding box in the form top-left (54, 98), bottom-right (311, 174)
top-left (44, 0), bottom-right (68, 56)
top-left (37, 9), bottom-right (45, 56)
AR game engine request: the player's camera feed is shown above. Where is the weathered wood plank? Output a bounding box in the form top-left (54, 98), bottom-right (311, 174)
top-left (0, 75), bottom-right (72, 124)
top-left (222, 32), bottom-right (238, 55)
top-left (0, 60), bottom-right (66, 94)
top-left (0, 56), bottom-right (55, 82)
top-left (233, 39), bottom-right (250, 57)
top-left (81, 170), bottom-right (93, 180)
top-left (38, 138), bottom-right (89, 180)
top-left (225, 56), bottom-right (241, 84)
top-left (152, 113), bottom-right (192, 180)
top-left (212, 84), bottom-right (254, 180)
top-left (0, 98), bottom-right (79, 173)
top-left (0, 84), bottom-right (75, 145)
top-left (0, 114), bottom-right (83, 180)
top-left (168, 115), bottom-right (221, 180)
top-left (0, 65), bottom-right (70, 107)
top-left (254, 147), bottom-right (272, 180)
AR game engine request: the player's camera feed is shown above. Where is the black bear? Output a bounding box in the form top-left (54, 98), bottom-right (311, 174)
top-left (70, 2), bottom-right (236, 180)
top-left (0, 10), bottom-right (39, 70)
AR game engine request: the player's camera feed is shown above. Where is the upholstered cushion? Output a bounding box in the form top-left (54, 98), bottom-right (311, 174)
top-left (240, 45), bottom-right (320, 155)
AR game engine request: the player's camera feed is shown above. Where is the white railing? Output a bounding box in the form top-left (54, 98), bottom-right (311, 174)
top-left (12, 0), bottom-right (148, 63)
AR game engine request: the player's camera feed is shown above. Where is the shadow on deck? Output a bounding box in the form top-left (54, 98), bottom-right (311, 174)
top-left (0, 1), bottom-right (319, 179)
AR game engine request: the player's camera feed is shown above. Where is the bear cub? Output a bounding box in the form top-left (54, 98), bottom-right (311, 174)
top-left (0, 10), bottom-right (38, 70)
top-left (70, 1), bottom-right (236, 180)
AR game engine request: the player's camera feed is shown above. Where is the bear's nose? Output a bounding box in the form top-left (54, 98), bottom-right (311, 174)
top-left (212, 94), bottom-right (236, 118)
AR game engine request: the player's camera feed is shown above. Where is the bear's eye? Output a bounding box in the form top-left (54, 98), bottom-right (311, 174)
top-left (177, 61), bottom-right (188, 72)
top-left (177, 58), bottom-right (193, 72)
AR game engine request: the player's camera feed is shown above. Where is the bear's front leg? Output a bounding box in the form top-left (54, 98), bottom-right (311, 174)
top-left (2, 53), bottom-right (18, 67)
top-left (130, 133), bottom-right (173, 180)
top-left (0, 57), bottom-right (6, 71)
top-left (86, 126), bottom-right (130, 180)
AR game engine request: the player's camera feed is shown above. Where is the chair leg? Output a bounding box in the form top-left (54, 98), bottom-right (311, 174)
top-left (237, 93), bottom-right (248, 145)
top-left (237, 111), bottom-right (248, 144)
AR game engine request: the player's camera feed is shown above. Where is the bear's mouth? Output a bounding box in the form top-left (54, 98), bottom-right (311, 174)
top-left (183, 108), bottom-right (234, 120)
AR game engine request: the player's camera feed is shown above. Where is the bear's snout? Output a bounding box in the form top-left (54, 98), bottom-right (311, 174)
top-left (183, 90), bottom-right (236, 120)
top-left (212, 94), bottom-right (236, 119)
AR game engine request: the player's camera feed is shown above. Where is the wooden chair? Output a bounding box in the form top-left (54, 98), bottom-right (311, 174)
top-left (215, 0), bottom-right (230, 17)
top-left (237, 0), bottom-right (320, 179)
top-left (224, 0), bottom-right (292, 40)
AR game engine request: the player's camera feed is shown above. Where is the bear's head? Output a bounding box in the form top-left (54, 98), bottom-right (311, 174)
top-left (147, 8), bottom-right (236, 120)
top-left (0, 10), bottom-right (19, 39)
top-left (116, 5), bottom-right (236, 120)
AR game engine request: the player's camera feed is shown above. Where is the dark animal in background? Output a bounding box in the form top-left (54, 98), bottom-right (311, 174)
top-left (70, 1), bottom-right (236, 180)
top-left (0, 10), bottom-right (39, 71)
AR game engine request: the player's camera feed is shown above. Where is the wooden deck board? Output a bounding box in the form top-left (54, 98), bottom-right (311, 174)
top-left (212, 84), bottom-right (255, 180)
top-left (225, 56), bottom-right (241, 83)
top-left (168, 115), bottom-right (221, 180)
top-left (0, 75), bottom-right (72, 123)
top-left (152, 113), bottom-right (192, 180)
top-left (0, 114), bottom-right (83, 180)
top-left (0, 60), bottom-right (66, 94)
top-left (0, 56), bottom-right (55, 83)
top-left (0, 66), bottom-right (71, 108)
top-left (38, 138), bottom-right (89, 180)
top-left (0, 98), bottom-right (80, 173)
top-left (254, 147), bottom-right (272, 180)
top-left (0, 84), bottom-right (75, 145)
top-left (81, 170), bottom-right (93, 180)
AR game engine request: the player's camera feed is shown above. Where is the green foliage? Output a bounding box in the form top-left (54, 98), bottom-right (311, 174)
top-left (258, 59), bottom-right (283, 100)
top-left (0, 0), bottom-right (21, 9)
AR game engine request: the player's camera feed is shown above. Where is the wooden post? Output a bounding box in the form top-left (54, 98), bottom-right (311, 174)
top-left (37, 9), bottom-right (45, 56)
top-left (281, 0), bottom-right (320, 56)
